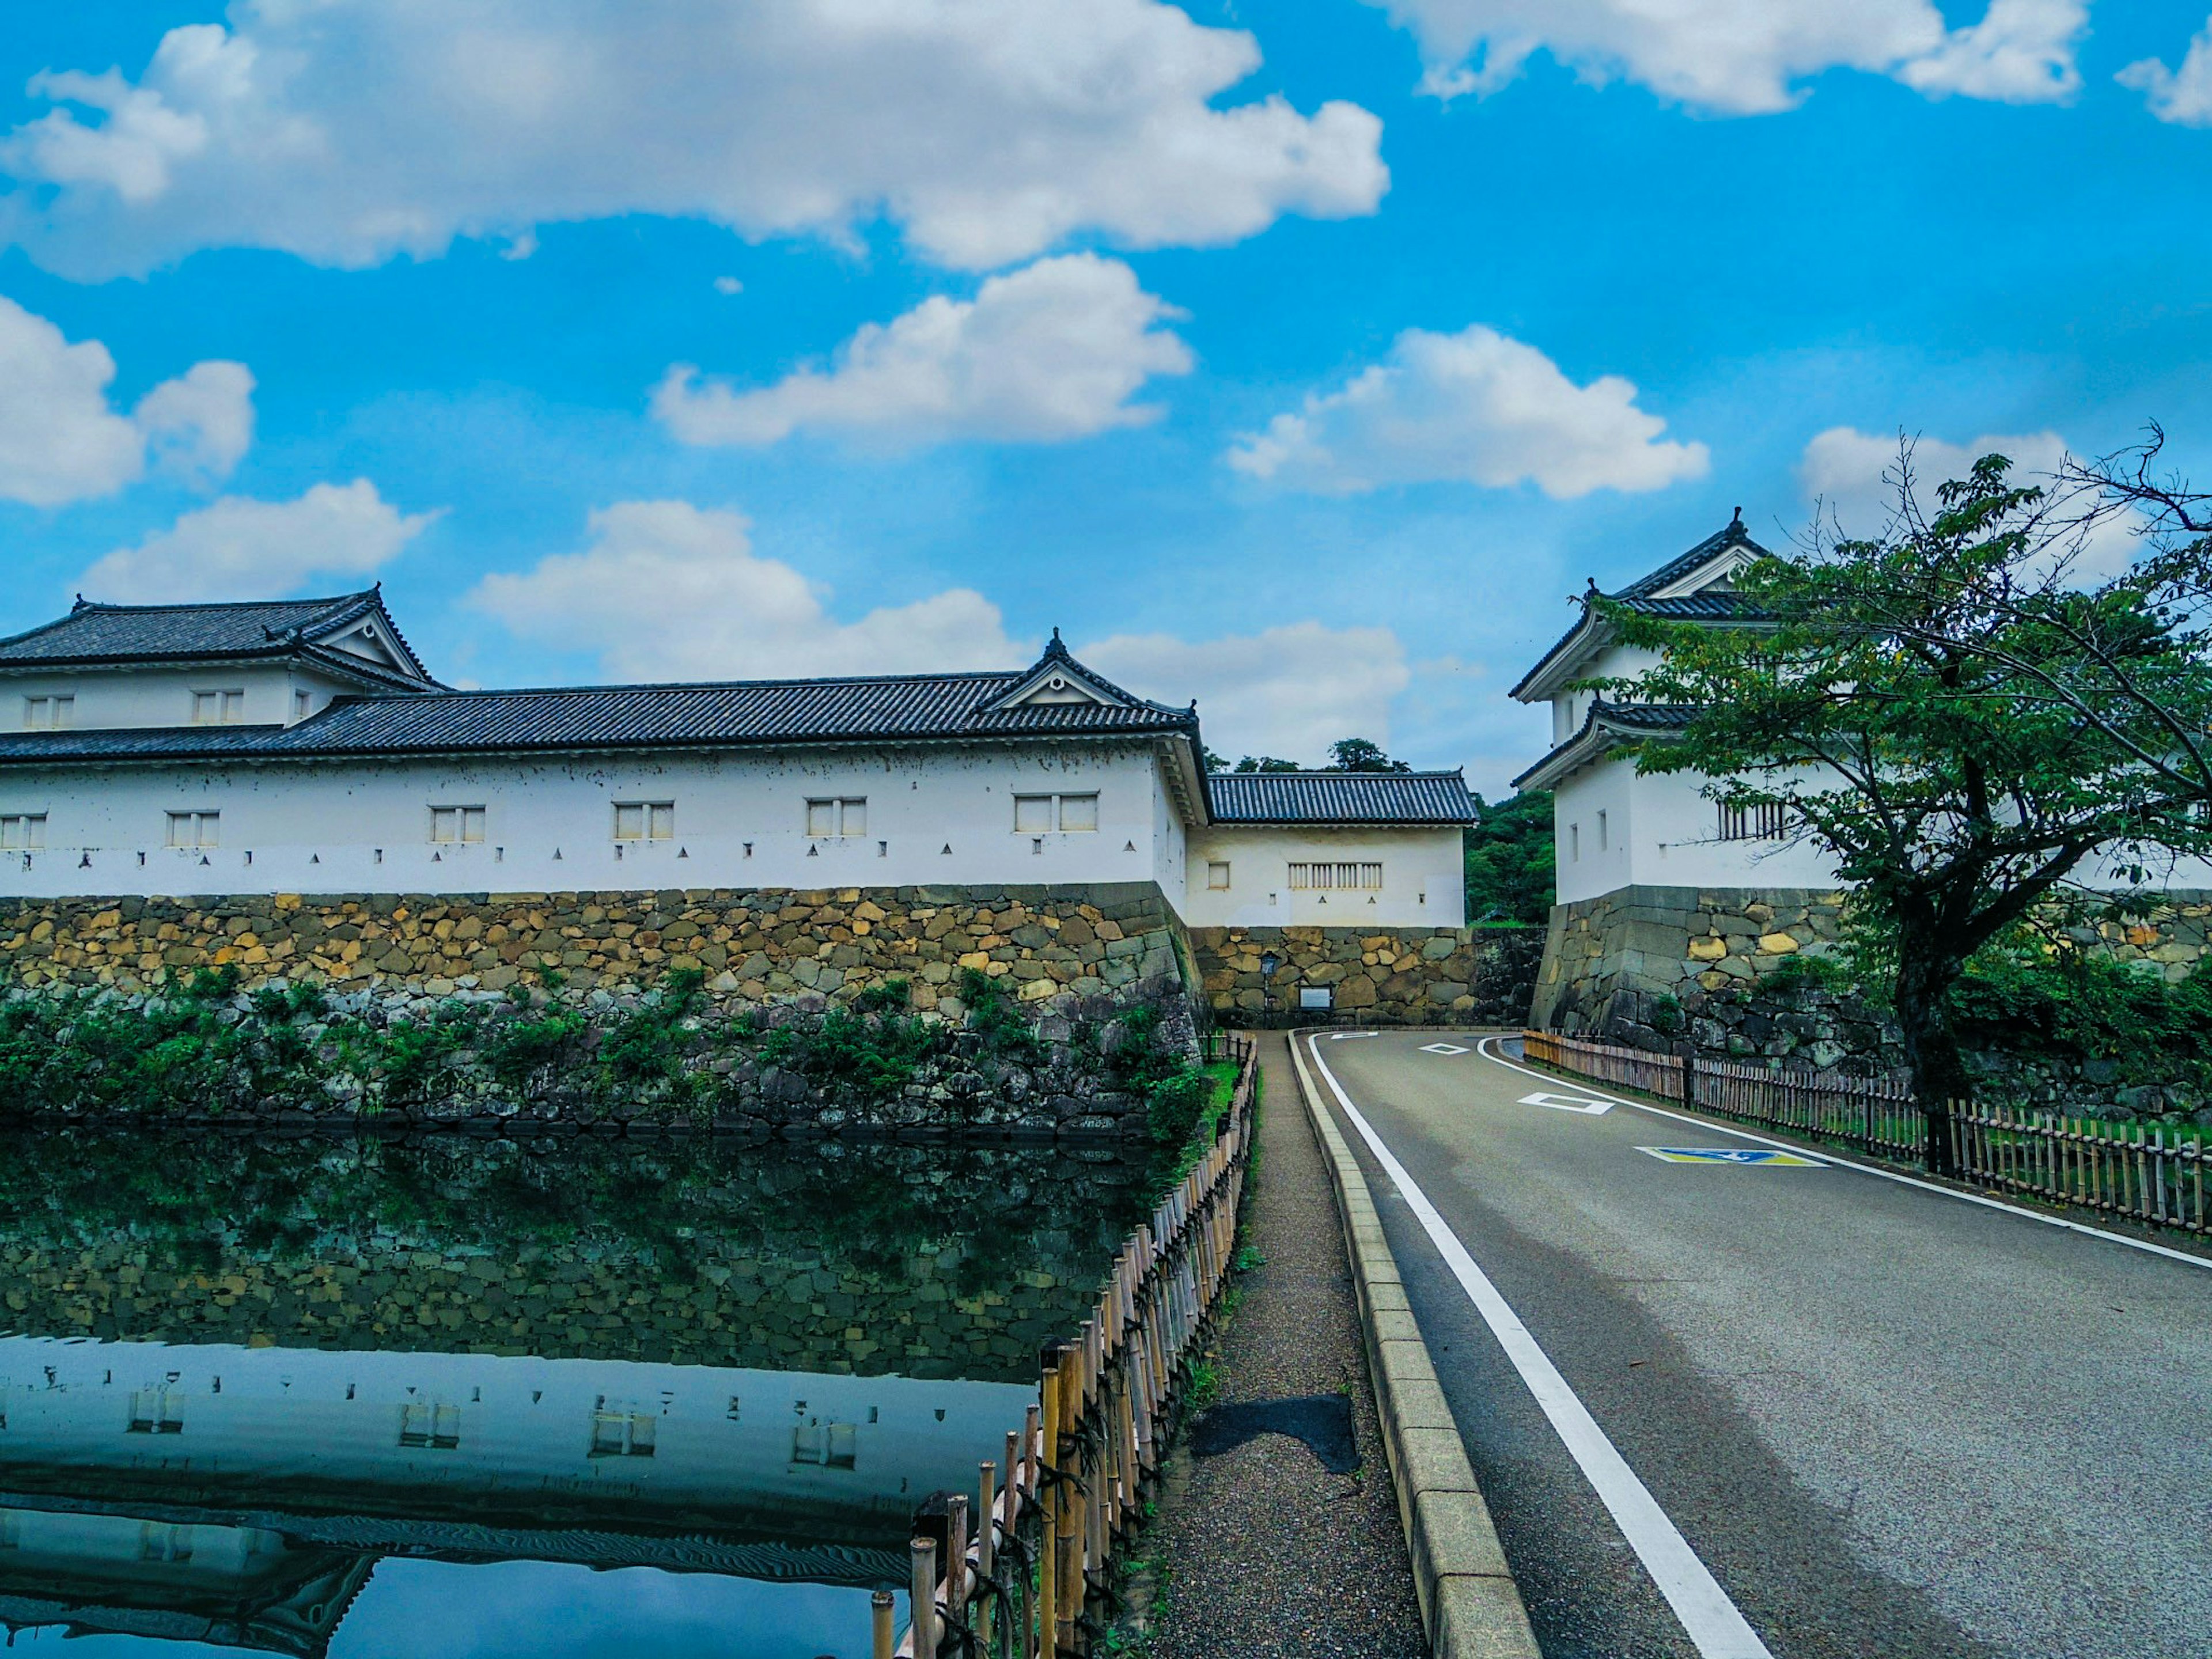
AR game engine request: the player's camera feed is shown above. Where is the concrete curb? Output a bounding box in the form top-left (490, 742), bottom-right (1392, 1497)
top-left (1285, 1029), bottom-right (1543, 1659)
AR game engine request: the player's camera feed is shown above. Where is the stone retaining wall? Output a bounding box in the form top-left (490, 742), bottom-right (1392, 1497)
top-left (0, 881), bottom-right (1190, 1011)
top-left (1533, 884), bottom-right (2212, 1118)
top-left (1189, 925), bottom-right (1541, 1026)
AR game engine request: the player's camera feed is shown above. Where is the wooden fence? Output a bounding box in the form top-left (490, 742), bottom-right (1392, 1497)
top-left (1523, 1029), bottom-right (2208, 1236)
top-left (884, 1033), bottom-right (1259, 1657)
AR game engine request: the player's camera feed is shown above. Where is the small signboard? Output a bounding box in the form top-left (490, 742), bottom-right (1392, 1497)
top-left (1299, 986), bottom-right (1333, 1010)
top-left (1637, 1147), bottom-right (1824, 1166)
top-left (1519, 1091), bottom-right (1612, 1115)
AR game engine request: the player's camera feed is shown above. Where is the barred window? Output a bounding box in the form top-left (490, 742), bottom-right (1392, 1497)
top-left (398, 1402), bottom-right (461, 1450)
top-left (191, 689), bottom-right (245, 724)
top-left (166, 810), bottom-right (219, 849)
top-left (430, 805), bottom-right (486, 843)
top-left (1287, 861), bottom-right (1382, 890)
top-left (806, 797), bottom-right (866, 837)
top-left (1718, 802), bottom-right (1788, 840)
top-left (615, 801), bottom-right (675, 841)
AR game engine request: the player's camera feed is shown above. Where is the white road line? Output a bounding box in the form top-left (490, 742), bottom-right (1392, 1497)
top-left (1304, 1033), bottom-right (1775, 1659)
top-left (1473, 1037), bottom-right (2212, 1274)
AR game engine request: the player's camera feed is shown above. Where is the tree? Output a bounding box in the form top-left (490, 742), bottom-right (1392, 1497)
top-left (1593, 449), bottom-right (2212, 1172)
top-left (1326, 738), bottom-right (1412, 773)
top-left (1233, 755), bottom-right (1301, 772)
top-left (1463, 791), bottom-right (1554, 924)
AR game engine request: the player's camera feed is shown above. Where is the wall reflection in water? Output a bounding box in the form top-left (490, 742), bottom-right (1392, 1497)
top-left (0, 1130), bottom-right (1149, 1656)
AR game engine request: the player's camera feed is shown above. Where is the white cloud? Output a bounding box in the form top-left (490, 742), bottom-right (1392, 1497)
top-left (1367, 0), bottom-right (2084, 113)
top-left (2119, 16), bottom-right (2212, 126)
top-left (0, 1), bottom-right (1387, 279)
top-left (468, 499), bottom-right (1026, 681)
top-left (654, 255), bottom-right (1192, 449)
top-left (1227, 323), bottom-right (1707, 499)
top-left (79, 480), bottom-right (439, 603)
top-left (1081, 623), bottom-right (1412, 764)
top-left (0, 293), bottom-right (253, 506)
top-left (713, 276), bottom-right (743, 296)
top-left (1800, 426), bottom-right (2140, 582)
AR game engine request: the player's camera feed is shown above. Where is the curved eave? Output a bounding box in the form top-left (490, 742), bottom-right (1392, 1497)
top-left (1509, 608), bottom-right (1610, 703)
top-left (1513, 709), bottom-right (1681, 792)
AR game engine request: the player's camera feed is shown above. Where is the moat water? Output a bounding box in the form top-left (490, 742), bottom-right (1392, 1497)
top-left (0, 1130), bottom-right (1151, 1658)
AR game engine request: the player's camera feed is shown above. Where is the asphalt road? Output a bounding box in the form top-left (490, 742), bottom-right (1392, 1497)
top-left (1304, 1029), bottom-right (2212, 1659)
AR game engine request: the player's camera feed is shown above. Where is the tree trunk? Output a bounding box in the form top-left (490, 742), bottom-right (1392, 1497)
top-left (1891, 927), bottom-right (1971, 1176)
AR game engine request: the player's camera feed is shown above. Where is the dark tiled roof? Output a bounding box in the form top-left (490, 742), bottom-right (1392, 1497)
top-left (1510, 517), bottom-right (1771, 702)
top-left (0, 667), bottom-right (1202, 767)
top-left (0, 590), bottom-right (436, 685)
top-left (1205, 770), bottom-right (1476, 824)
top-left (1613, 513), bottom-right (1767, 599)
top-left (1512, 699), bottom-right (1696, 790)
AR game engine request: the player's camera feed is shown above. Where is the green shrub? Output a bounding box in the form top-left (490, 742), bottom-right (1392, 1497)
top-left (957, 968), bottom-right (1046, 1067)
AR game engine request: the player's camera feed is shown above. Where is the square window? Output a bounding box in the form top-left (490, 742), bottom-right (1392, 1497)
top-left (22, 695), bottom-right (73, 730)
top-left (191, 690), bottom-right (246, 724)
top-left (838, 798), bottom-right (865, 836)
top-left (1058, 793), bottom-right (1099, 832)
top-left (166, 811), bottom-right (218, 849)
top-left (1206, 861), bottom-right (1230, 890)
top-left (1013, 794), bottom-right (1052, 833)
top-left (0, 814), bottom-right (45, 851)
top-left (589, 1408), bottom-right (658, 1459)
top-left (791, 1421), bottom-right (859, 1469)
top-left (397, 1402), bottom-right (461, 1450)
top-left (806, 798), bottom-right (836, 837)
top-left (805, 798), bottom-right (864, 836)
top-left (649, 803), bottom-right (675, 840)
top-left (431, 806), bottom-right (487, 844)
top-left (615, 803), bottom-right (645, 840)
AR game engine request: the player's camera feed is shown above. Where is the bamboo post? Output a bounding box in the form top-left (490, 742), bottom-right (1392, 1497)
top-left (910, 1538), bottom-right (938, 1659)
top-left (874, 1590), bottom-right (896, 1659)
top-left (976, 1461), bottom-right (998, 1652)
top-left (1036, 1360), bottom-right (1059, 1658)
top-left (946, 1494), bottom-right (970, 1635)
top-left (1054, 1346), bottom-right (1081, 1656)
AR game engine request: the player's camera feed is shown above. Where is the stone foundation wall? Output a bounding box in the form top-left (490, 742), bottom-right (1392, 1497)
top-left (0, 882), bottom-right (1191, 1012)
top-left (0, 883), bottom-right (1205, 1137)
top-left (1189, 925), bottom-right (1542, 1026)
top-left (1533, 884), bottom-right (2212, 1117)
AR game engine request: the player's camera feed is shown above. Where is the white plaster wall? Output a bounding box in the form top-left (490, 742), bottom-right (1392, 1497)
top-left (2, 665), bottom-right (365, 731)
top-left (1548, 641), bottom-right (1664, 744)
top-left (1181, 824), bottom-right (1465, 928)
top-left (0, 743), bottom-right (1181, 901)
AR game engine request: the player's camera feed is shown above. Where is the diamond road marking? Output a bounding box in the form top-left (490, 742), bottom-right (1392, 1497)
top-left (1419, 1043), bottom-right (1469, 1055)
top-left (1519, 1091), bottom-right (1613, 1116)
top-left (1638, 1146), bottom-right (1827, 1166)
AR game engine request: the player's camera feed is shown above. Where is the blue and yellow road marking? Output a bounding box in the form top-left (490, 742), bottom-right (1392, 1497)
top-left (1638, 1146), bottom-right (1825, 1166)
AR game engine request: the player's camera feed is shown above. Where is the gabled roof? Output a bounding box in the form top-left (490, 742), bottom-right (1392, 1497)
top-left (1510, 513), bottom-right (1770, 703)
top-left (0, 661), bottom-right (1202, 767)
top-left (986, 629), bottom-right (1177, 716)
top-left (0, 590), bottom-right (438, 689)
top-left (1513, 700), bottom-right (1698, 791)
top-left (1205, 770), bottom-right (1476, 825)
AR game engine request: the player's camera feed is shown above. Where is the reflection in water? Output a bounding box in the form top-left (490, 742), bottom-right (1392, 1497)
top-left (0, 1131), bottom-right (1147, 1656)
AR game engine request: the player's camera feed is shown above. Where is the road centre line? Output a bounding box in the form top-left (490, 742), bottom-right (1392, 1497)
top-left (1303, 1033), bottom-right (1776, 1659)
top-left (1471, 1037), bottom-right (2212, 1274)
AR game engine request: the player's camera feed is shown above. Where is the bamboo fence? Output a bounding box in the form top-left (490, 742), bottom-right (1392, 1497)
top-left (884, 1033), bottom-right (1259, 1658)
top-left (1524, 1029), bottom-right (2208, 1236)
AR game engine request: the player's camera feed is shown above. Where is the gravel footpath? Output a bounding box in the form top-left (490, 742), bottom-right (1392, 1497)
top-left (1131, 1032), bottom-right (1429, 1658)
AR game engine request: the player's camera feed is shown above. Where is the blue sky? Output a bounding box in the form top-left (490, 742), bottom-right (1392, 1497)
top-left (2, 1), bottom-right (2210, 792)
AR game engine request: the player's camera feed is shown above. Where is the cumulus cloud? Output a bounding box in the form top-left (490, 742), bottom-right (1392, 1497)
top-left (2119, 16), bottom-right (2212, 126)
top-left (1800, 426), bottom-right (2141, 582)
top-left (654, 255), bottom-right (1193, 449)
top-left (1366, 0), bottom-right (2084, 113)
top-left (1227, 323), bottom-right (1707, 499)
top-left (0, 1), bottom-right (1387, 279)
top-left (1081, 623), bottom-right (1412, 765)
top-left (469, 500), bottom-right (1027, 681)
top-left (0, 294), bottom-right (253, 506)
top-left (79, 480), bottom-right (439, 603)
